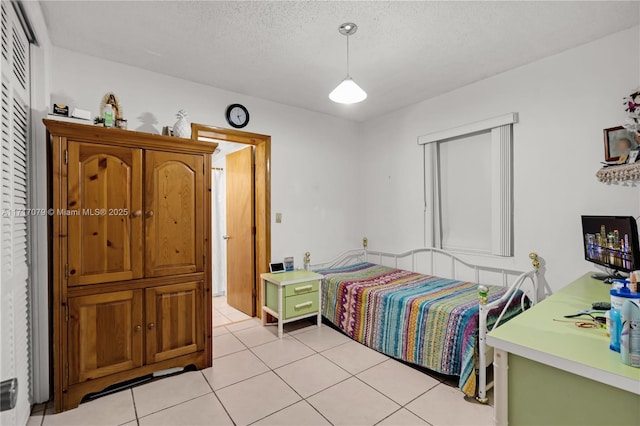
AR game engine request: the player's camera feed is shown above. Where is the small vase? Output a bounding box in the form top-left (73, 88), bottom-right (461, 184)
top-left (173, 110), bottom-right (191, 138)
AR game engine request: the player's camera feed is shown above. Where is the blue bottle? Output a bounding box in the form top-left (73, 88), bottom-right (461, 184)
top-left (610, 307), bottom-right (621, 352)
top-left (610, 283), bottom-right (632, 353)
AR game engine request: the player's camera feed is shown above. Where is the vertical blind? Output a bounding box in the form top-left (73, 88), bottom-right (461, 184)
top-left (438, 131), bottom-right (492, 253)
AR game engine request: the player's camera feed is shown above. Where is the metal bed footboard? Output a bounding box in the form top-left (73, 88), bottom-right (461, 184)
top-left (305, 238), bottom-right (541, 404)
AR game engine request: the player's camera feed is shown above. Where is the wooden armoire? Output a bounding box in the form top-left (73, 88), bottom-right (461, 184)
top-left (44, 119), bottom-right (217, 412)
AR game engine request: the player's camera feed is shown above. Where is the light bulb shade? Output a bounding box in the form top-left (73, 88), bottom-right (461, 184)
top-left (329, 77), bottom-right (367, 104)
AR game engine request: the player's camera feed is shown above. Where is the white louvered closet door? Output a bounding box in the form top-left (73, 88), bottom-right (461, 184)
top-left (0, 2), bottom-right (31, 425)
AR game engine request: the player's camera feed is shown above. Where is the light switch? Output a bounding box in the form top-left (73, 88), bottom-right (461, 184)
top-left (275, 212), bottom-right (282, 223)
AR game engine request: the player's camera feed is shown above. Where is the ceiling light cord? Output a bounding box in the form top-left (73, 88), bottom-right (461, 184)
top-left (346, 35), bottom-right (350, 77)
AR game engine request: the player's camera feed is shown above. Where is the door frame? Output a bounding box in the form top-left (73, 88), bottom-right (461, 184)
top-left (192, 123), bottom-right (271, 318)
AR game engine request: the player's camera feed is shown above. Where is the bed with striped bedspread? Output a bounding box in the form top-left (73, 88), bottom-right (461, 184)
top-left (316, 262), bottom-right (526, 396)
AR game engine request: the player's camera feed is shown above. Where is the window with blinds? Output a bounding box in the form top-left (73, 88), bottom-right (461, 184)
top-left (420, 113), bottom-right (516, 257)
top-left (0, 2), bottom-right (31, 425)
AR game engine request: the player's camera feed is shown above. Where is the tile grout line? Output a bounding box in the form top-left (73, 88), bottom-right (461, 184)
top-left (401, 381), bottom-right (442, 408)
top-left (289, 329), bottom-right (353, 352)
top-left (314, 342), bottom-right (386, 377)
top-left (402, 405), bottom-right (436, 426)
top-left (351, 370), bottom-right (403, 406)
top-left (398, 383), bottom-right (442, 425)
top-left (130, 387), bottom-right (140, 426)
top-left (217, 370), bottom-right (298, 426)
top-left (201, 370), bottom-right (238, 426)
top-left (134, 389), bottom-right (214, 421)
top-left (213, 330), bottom-right (250, 359)
top-left (372, 407), bottom-right (406, 426)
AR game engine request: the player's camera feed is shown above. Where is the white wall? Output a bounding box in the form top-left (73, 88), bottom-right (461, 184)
top-left (359, 26), bottom-right (640, 291)
top-left (24, 0), bottom-right (52, 404)
top-left (50, 47), bottom-right (362, 266)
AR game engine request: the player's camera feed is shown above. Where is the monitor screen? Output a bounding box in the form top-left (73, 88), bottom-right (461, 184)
top-left (581, 215), bottom-right (640, 273)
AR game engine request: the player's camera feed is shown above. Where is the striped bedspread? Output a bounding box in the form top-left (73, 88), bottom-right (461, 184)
top-left (316, 262), bottom-right (525, 396)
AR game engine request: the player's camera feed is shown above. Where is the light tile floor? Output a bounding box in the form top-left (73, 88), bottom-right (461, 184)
top-left (29, 318), bottom-right (494, 426)
top-left (213, 296), bottom-right (252, 326)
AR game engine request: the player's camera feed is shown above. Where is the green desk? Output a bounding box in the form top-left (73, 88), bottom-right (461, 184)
top-left (487, 273), bottom-right (640, 426)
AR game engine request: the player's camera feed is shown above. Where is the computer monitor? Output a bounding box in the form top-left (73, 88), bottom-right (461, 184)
top-left (581, 215), bottom-right (640, 278)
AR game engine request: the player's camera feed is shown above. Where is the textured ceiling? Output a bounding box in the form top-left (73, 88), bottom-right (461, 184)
top-left (40, 1), bottom-right (640, 122)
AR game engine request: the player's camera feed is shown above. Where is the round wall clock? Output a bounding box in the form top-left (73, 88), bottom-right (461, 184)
top-left (225, 104), bottom-right (250, 128)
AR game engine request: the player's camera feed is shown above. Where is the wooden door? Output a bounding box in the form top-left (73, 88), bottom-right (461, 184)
top-left (145, 281), bottom-right (204, 363)
top-left (145, 151), bottom-right (204, 277)
top-left (67, 142), bottom-right (143, 285)
top-left (67, 290), bottom-right (143, 384)
top-left (225, 147), bottom-right (255, 316)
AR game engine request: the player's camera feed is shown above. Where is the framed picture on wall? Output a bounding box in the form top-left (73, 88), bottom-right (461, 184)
top-left (604, 126), bottom-right (639, 162)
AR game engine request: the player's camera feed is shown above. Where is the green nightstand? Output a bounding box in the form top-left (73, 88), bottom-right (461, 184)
top-left (260, 270), bottom-right (324, 338)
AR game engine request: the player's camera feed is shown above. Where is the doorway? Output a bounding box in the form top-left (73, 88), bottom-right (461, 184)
top-left (211, 143), bottom-right (253, 325)
top-left (192, 124), bottom-right (271, 322)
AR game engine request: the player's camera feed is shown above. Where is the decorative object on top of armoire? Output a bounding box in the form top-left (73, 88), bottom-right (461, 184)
top-left (43, 119), bottom-right (217, 412)
top-left (100, 92), bottom-right (122, 120)
top-left (115, 118), bottom-right (128, 129)
top-left (173, 109), bottom-right (191, 138)
top-left (53, 103), bottom-right (70, 116)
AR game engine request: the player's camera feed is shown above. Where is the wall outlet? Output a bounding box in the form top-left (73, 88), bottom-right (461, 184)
top-left (275, 212), bottom-right (282, 223)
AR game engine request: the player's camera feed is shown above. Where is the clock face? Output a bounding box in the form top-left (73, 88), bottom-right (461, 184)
top-left (226, 104), bottom-right (249, 128)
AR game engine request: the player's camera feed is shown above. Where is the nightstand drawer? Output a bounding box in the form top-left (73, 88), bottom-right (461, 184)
top-left (284, 280), bottom-right (319, 297)
top-left (284, 292), bottom-right (318, 319)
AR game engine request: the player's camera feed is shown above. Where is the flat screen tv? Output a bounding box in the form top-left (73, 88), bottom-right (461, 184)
top-left (581, 215), bottom-right (640, 276)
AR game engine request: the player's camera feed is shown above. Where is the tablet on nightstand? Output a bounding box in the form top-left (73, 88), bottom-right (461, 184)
top-left (269, 262), bottom-right (285, 273)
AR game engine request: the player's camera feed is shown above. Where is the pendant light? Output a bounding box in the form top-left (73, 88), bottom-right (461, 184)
top-left (329, 23), bottom-right (367, 104)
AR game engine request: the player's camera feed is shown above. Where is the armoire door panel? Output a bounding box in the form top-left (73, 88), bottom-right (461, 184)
top-left (68, 290), bottom-right (143, 384)
top-left (67, 142), bottom-right (143, 285)
top-left (145, 281), bottom-right (204, 363)
top-left (145, 151), bottom-right (203, 277)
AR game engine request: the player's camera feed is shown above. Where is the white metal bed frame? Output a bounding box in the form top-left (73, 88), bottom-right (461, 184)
top-left (304, 238), bottom-right (541, 404)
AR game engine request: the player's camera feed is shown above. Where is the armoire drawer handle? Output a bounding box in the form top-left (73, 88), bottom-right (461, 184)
top-left (293, 285), bottom-right (313, 292)
top-left (148, 323), bottom-right (156, 330)
top-left (145, 211), bottom-right (154, 218)
top-left (132, 210), bottom-right (142, 218)
top-left (134, 325), bottom-right (141, 332)
top-left (294, 301), bottom-right (313, 310)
